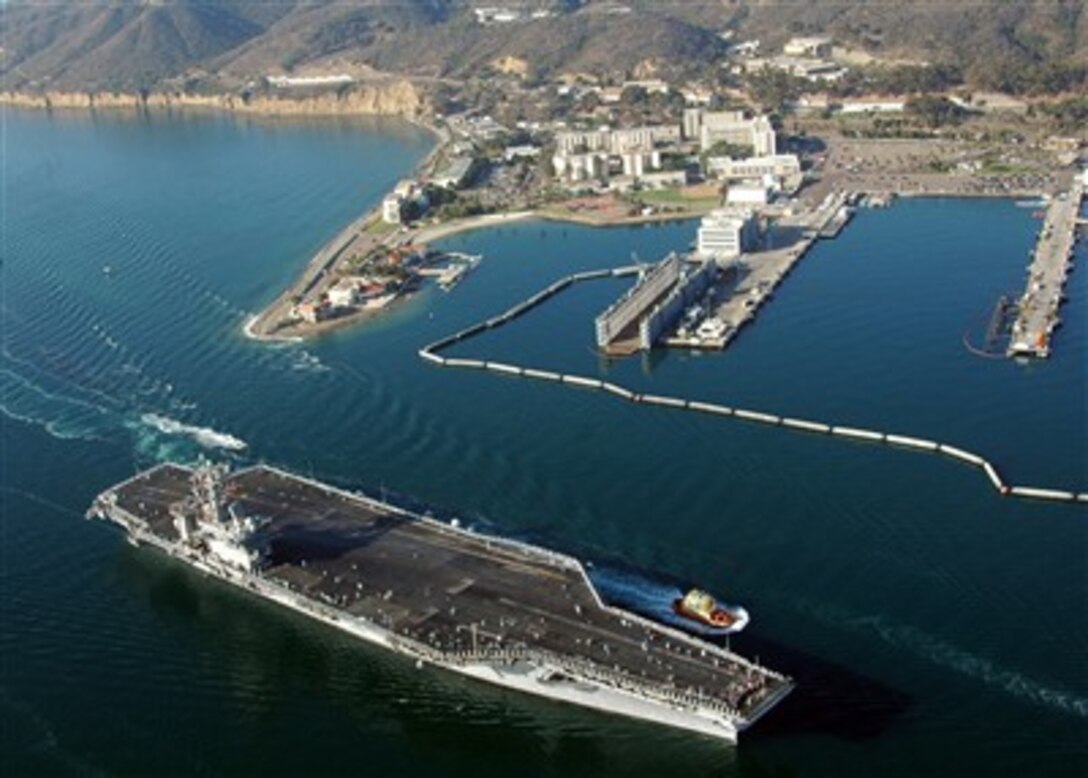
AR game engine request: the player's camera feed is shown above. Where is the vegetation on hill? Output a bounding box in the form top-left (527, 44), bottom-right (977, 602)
top-left (0, 0), bottom-right (1083, 95)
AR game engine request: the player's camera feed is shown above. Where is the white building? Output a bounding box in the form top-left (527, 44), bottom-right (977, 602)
top-left (732, 40), bottom-right (761, 57)
top-left (555, 125), bottom-right (679, 155)
top-left (503, 144), bottom-right (541, 162)
top-left (707, 154), bottom-right (801, 189)
top-left (726, 183), bottom-right (772, 206)
top-left (622, 79), bottom-right (670, 95)
top-left (709, 154), bottom-right (799, 178)
top-left (696, 208), bottom-right (758, 259)
top-left (839, 99), bottom-right (906, 115)
top-left (327, 278), bottom-right (359, 309)
top-left (683, 109), bottom-right (777, 155)
top-left (552, 152), bottom-right (606, 182)
top-left (682, 107), bottom-right (707, 141)
top-left (382, 194), bottom-right (405, 224)
top-left (474, 7), bottom-right (520, 24)
top-left (783, 36), bottom-right (833, 58)
top-left (553, 126), bottom-right (677, 183)
top-left (599, 87), bottom-right (624, 104)
top-left (267, 73), bottom-right (354, 88)
top-left (681, 85), bottom-right (715, 106)
top-left (432, 156), bottom-right (475, 189)
top-left (620, 150), bottom-right (662, 177)
top-left (744, 57), bottom-right (847, 83)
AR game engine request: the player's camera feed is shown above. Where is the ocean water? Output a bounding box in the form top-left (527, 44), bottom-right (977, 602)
top-left (1, 109), bottom-right (1085, 776)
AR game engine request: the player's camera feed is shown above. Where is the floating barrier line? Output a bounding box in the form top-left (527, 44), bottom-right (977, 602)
top-left (418, 268), bottom-right (1084, 506)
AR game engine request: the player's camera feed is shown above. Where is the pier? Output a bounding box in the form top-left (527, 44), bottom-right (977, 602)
top-left (1008, 180), bottom-right (1084, 358)
top-left (665, 193), bottom-right (850, 351)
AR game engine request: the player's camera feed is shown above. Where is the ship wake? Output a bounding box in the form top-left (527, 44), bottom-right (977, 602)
top-left (799, 599), bottom-right (1088, 719)
top-left (140, 413), bottom-right (247, 452)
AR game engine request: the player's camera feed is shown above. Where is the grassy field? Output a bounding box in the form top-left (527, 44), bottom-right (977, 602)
top-left (363, 217), bottom-right (399, 237)
top-left (630, 187), bottom-right (722, 210)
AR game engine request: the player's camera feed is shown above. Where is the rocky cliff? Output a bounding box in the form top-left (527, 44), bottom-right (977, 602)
top-left (0, 80), bottom-right (425, 118)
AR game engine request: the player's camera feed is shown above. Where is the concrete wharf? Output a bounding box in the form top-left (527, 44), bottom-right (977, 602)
top-left (665, 193), bottom-right (849, 351)
top-left (1008, 181), bottom-right (1084, 358)
top-left (97, 464), bottom-right (792, 738)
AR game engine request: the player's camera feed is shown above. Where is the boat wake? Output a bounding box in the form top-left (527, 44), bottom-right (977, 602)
top-left (288, 349), bottom-right (330, 373)
top-left (0, 367), bottom-right (113, 442)
top-left (140, 413), bottom-right (247, 452)
top-left (0, 346), bottom-right (245, 460)
top-left (588, 564), bottom-right (749, 637)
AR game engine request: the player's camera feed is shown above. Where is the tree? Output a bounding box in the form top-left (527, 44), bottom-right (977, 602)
top-left (905, 95), bottom-right (966, 128)
top-left (1040, 97), bottom-right (1088, 132)
top-left (745, 69), bottom-right (806, 113)
top-left (704, 141), bottom-right (753, 159)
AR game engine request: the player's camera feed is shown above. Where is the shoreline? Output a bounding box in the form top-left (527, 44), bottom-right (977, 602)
top-left (241, 205), bottom-right (713, 343)
top-left (246, 182), bottom-right (1056, 344)
top-left (0, 85), bottom-right (427, 121)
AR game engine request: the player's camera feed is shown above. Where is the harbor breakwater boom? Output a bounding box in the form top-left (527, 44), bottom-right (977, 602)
top-left (88, 463), bottom-right (793, 743)
top-left (418, 270), bottom-right (1087, 507)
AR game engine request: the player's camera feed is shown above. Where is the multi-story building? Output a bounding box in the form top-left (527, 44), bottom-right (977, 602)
top-left (683, 109), bottom-right (777, 155)
top-left (555, 126), bottom-right (679, 155)
top-left (696, 208), bottom-right (758, 259)
top-left (326, 278), bottom-right (359, 309)
top-left (742, 57), bottom-right (847, 83)
top-left (431, 156), bottom-right (476, 189)
top-left (552, 126), bottom-right (677, 183)
top-left (552, 152), bottom-right (607, 182)
top-left (383, 180), bottom-right (429, 223)
top-left (707, 154), bottom-right (801, 183)
top-left (382, 194), bottom-right (405, 224)
top-left (726, 183), bottom-right (772, 206)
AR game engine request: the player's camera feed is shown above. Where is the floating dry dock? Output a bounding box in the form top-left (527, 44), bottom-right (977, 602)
top-left (88, 463), bottom-right (792, 743)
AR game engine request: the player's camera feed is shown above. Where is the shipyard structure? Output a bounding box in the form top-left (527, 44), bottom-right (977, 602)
top-left (89, 463), bottom-right (792, 743)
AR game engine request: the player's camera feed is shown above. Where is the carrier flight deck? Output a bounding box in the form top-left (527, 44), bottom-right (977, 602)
top-left (90, 462), bottom-right (792, 742)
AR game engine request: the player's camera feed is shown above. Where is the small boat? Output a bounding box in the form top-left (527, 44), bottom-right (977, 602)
top-left (673, 588), bottom-right (749, 632)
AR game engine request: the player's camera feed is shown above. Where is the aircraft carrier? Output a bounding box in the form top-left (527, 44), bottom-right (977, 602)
top-left (87, 462), bottom-right (793, 743)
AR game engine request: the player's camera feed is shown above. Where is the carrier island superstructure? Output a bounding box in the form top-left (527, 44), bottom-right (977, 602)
top-left (87, 463), bottom-right (793, 743)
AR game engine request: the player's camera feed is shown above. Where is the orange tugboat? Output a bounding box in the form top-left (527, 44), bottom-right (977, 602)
top-left (673, 589), bottom-right (750, 632)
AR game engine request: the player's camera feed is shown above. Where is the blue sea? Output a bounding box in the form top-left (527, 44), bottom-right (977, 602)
top-left (1, 109), bottom-right (1085, 776)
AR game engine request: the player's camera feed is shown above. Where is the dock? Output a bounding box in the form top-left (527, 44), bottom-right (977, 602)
top-left (92, 464), bottom-right (793, 741)
top-left (817, 203), bottom-right (853, 238)
top-left (664, 193), bottom-right (849, 351)
top-left (1008, 180), bottom-right (1084, 358)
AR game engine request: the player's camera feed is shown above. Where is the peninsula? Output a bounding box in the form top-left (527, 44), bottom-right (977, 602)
top-left (243, 90), bottom-right (1081, 343)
